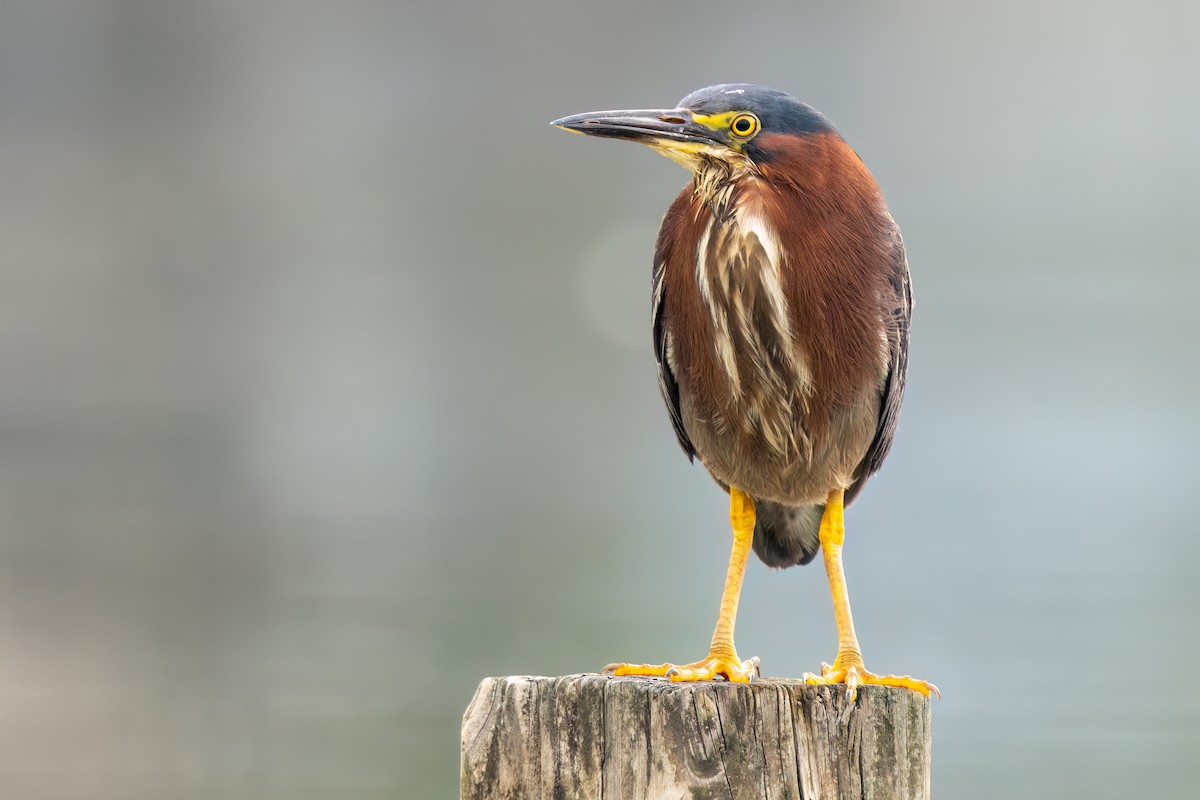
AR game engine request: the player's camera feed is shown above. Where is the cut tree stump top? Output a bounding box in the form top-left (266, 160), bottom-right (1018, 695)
top-left (461, 674), bottom-right (931, 800)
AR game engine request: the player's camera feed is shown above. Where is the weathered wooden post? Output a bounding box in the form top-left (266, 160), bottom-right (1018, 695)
top-left (461, 674), bottom-right (931, 799)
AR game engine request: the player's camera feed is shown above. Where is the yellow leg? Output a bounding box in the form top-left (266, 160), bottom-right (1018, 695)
top-left (804, 488), bottom-right (938, 700)
top-left (603, 487), bottom-right (760, 682)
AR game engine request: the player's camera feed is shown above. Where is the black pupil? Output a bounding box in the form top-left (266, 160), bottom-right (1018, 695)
top-left (735, 117), bottom-right (752, 133)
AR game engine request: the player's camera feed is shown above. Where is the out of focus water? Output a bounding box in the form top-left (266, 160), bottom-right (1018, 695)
top-left (1, 2), bottom-right (1197, 798)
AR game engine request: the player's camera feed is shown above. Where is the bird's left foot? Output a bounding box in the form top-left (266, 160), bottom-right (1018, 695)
top-left (804, 657), bottom-right (938, 701)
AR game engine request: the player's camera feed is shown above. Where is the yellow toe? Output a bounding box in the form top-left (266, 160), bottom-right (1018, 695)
top-left (602, 653), bottom-right (760, 683)
top-left (803, 659), bottom-right (938, 701)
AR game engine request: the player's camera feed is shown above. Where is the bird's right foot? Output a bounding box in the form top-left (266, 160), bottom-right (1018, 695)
top-left (601, 651), bottom-right (760, 683)
top-left (602, 490), bottom-right (761, 684)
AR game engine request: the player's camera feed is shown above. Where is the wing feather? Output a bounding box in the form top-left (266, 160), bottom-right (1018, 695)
top-left (846, 222), bottom-right (912, 505)
top-left (652, 250), bottom-right (696, 461)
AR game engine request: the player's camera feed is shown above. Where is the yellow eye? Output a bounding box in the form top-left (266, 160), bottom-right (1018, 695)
top-left (730, 113), bottom-right (759, 138)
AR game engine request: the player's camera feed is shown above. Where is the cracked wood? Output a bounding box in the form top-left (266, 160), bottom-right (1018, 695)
top-left (461, 674), bottom-right (931, 799)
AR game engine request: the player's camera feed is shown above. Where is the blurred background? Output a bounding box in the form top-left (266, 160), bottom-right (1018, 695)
top-left (1, 1), bottom-right (1197, 798)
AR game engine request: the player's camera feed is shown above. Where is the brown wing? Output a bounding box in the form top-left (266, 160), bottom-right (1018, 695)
top-left (845, 221), bottom-right (912, 505)
top-left (652, 248), bottom-right (695, 461)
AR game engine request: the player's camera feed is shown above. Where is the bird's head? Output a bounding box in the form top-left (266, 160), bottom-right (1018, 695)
top-left (552, 84), bottom-right (835, 174)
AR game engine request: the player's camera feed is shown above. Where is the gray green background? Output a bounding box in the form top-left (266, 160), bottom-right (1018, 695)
top-left (1, 1), bottom-right (1197, 798)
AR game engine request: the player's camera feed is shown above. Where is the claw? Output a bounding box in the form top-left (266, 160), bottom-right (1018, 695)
top-left (603, 652), bottom-right (760, 683)
top-left (804, 659), bottom-right (938, 701)
top-left (747, 655), bottom-right (762, 678)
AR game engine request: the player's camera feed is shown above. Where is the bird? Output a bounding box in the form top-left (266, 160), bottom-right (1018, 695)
top-left (551, 84), bottom-right (935, 700)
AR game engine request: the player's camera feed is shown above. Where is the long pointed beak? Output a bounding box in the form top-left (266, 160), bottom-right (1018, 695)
top-left (551, 108), bottom-right (721, 148)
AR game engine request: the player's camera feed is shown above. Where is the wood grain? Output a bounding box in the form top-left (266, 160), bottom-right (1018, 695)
top-left (461, 674), bottom-right (930, 799)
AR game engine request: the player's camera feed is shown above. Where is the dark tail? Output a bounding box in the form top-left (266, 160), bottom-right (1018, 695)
top-left (752, 500), bottom-right (824, 568)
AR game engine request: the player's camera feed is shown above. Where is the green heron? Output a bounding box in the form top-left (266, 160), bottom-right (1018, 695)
top-left (553, 84), bottom-right (935, 699)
